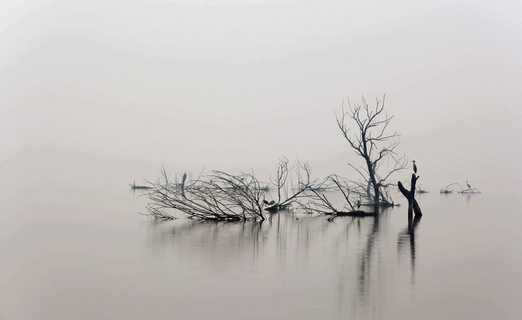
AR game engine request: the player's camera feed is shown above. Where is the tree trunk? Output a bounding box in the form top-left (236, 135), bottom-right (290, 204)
top-left (366, 158), bottom-right (380, 207)
top-left (398, 174), bottom-right (422, 230)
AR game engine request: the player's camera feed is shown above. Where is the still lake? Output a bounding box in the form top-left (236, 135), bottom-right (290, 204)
top-left (1, 149), bottom-right (521, 320)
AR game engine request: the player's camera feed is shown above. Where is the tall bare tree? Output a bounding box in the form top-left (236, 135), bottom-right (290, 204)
top-left (336, 95), bottom-right (405, 207)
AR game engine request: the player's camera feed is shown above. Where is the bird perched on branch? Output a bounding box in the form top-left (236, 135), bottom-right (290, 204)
top-left (412, 160), bottom-right (418, 174)
top-left (466, 180), bottom-right (472, 189)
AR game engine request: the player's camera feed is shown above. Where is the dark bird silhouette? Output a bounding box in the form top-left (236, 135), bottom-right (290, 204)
top-left (263, 200), bottom-right (269, 205)
top-left (412, 160), bottom-right (418, 174)
top-left (466, 180), bottom-right (472, 189)
top-left (356, 199), bottom-right (361, 208)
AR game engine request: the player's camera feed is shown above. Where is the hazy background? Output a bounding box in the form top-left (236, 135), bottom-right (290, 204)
top-left (2, 0), bottom-right (522, 189)
top-left (2, 2), bottom-right (522, 319)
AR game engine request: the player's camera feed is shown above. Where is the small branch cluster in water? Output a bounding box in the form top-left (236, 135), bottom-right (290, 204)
top-left (440, 181), bottom-right (481, 194)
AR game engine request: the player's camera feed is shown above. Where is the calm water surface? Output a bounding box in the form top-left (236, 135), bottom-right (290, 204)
top-left (1, 149), bottom-right (521, 319)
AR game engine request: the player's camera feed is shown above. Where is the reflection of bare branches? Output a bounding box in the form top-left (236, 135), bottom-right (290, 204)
top-left (146, 219), bottom-right (269, 262)
top-left (146, 205), bottom-right (405, 319)
top-left (398, 215), bottom-right (422, 285)
top-left (357, 216), bottom-right (380, 301)
top-left (337, 208), bottom-right (395, 314)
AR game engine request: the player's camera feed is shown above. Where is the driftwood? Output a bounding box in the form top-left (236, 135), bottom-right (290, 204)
top-left (264, 203), bottom-right (290, 213)
top-left (359, 201), bottom-right (399, 208)
top-left (325, 210), bottom-right (375, 217)
top-left (130, 181), bottom-right (153, 190)
top-left (458, 188), bottom-right (481, 194)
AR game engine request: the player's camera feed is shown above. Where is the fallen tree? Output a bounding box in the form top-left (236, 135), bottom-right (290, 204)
top-left (147, 170), bottom-right (266, 221)
top-left (146, 160), bottom-right (314, 221)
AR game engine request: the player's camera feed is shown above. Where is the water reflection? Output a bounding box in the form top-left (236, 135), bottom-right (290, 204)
top-left (398, 214), bottom-right (422, 285)
top-left (357, 215), bottom-right (381, 301)
top-left (145, 208), bottom-right (418, 319)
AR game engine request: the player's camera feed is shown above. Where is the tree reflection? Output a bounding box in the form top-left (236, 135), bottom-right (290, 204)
top-left (144, 206), bottom-right (421, 319)
top-left (398, 213), bottom-right (422, 285)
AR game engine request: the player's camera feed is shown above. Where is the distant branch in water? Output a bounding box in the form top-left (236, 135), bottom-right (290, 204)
top-left (440, 182), bottom-right (461, 194)
top-left (458, 180), bottom-right (481, 194)
top-left (440, 181), bottom-right (481, 194)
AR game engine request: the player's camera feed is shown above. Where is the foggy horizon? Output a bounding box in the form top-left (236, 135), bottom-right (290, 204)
top-left (3, 0), bottom-right (522, 190)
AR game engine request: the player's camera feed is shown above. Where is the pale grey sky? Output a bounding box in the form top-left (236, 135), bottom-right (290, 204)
top-left (2, 0), bottom-right (521, 189)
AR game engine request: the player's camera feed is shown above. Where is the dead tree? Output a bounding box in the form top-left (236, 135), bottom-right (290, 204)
top-left (337, 95), bottom-right (406, 208)
top-left (398, 173), bottom-right (423, 231)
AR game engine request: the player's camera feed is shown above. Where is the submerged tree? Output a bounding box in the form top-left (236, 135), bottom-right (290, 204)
top-left (336, 95), bottom-right (406, 207)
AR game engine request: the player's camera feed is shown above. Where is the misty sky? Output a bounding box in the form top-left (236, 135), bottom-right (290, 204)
top-left (2, 0), bottom-right (521, 189)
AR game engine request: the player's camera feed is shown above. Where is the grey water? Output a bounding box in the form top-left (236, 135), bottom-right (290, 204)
top-left (1, 149), bottom-right (521, 319)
